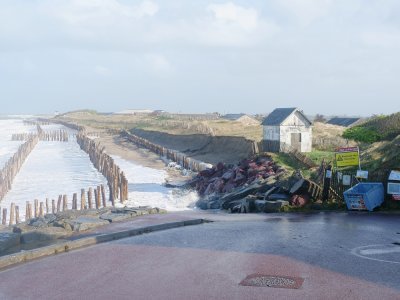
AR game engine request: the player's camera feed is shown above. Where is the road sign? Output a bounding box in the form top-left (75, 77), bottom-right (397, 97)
top-left (356, 170), bottom-right (369, 179)
top-left (335, 147), bottom-right (360, 167)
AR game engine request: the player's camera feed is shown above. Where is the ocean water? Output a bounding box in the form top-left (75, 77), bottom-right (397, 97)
top-left (0, 119), bottom-right (196, 221)
top-left (112, 156), bottom-right (198, 211)
top-left (0, 136), bottom-right (109, 221)
top-left (0, 119), bottom-right (35, 168)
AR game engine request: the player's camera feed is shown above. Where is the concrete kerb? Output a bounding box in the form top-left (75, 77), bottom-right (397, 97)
top-left (0, 218), bottom-right (208, 271)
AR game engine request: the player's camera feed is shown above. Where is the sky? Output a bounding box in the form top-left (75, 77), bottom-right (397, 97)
top-left (0, 0), bottom-right (399, 116)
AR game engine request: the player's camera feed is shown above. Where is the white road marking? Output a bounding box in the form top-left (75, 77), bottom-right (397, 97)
top-left (351, 244), bottom-right (400, 265)
top-left (360, 247), bottom-right (400, 255)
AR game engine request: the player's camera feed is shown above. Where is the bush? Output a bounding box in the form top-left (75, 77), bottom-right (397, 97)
top-left (342, 126), bottom-right (381, 143)
top-left (343, 112), bottom-right (400, 143)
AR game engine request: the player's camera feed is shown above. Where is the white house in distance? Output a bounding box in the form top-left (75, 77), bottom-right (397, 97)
top-left (262, 107), bottom-right (312, 153)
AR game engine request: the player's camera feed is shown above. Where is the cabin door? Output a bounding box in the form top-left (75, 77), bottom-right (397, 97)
top-left (291, 133), bottom-right (302, 152)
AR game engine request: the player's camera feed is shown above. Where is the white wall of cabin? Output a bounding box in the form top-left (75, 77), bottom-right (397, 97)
top-left (262, 110), bottom-right (312, 152)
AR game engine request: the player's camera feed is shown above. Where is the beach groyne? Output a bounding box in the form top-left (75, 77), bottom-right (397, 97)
top-left (0, 135), bottom-right (39, 201)
top-left (121, 130), bottom-right (213, 172)
top-left (76, 133), bottom-right (128, 204)
top-left (0, 184), bottom-right (111, 226)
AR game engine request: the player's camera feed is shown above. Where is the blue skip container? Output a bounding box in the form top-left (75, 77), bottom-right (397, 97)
top-left (343, 183), bottom-right (384, 211)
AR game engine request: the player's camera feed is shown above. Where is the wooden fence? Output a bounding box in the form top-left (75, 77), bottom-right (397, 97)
top-left (121, 130), bottom-right (213, 172)
top-left (0, 184), bottom-right (111, 225)
top-left (23, 120), bottom-right (50, 126)
top-left (76, 133), bottom-right (128, 203)
top-left (12, 124), bottom-right (69, 142)
top-left (0, 135), bottom-right (39, 201)
top-left (314, 163), bottom-right (392, 203)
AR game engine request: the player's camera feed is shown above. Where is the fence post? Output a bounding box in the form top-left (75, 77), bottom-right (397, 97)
top-left (81, 189), bottom-right (86, 210)
top-left (2, 208), bottom-right (7, 225)
top-left (9, 203), bottom-right (15, 225)
top-left (63, 195), bottom-right (68, 211)
top-left (322, 165), bottom-right (332, 202)
top-left (15, 206), bottom-right (20, 224)
top-left (57, 195), bottom-right (62, 212)
top-left (101, 185), bottom-right (106, 208)
top-left (88, 188), bottom-right (93, 209)
top-left (72, 193), bottom-right (78, 210)
top-left (34, 199), bottom-right (39, 218)
top-left (27, 202), bottom-right (33, 220)
top-left (39, 202), bottom-right (44, 218)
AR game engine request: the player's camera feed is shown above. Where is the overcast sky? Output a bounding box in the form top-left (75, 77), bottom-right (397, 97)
top-left (0, 0), bottom-right (399, 116)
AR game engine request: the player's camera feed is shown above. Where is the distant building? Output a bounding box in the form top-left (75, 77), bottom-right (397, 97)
top-left (222, 113), bottom-right (246, 121)
top-left (222, 114), bottom-right (260, 125)
top-left (326, 117), bottom-right (361, 127)
top-left (161, 113), bottom-right (220, 121)
top-left (262, 107), bottom-right (312, 153)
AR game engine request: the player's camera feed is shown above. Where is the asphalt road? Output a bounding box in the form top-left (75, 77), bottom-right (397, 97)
top-left (0, 212), bottom-right (399, 299)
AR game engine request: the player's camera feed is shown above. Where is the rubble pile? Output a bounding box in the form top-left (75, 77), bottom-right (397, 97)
top-left (190, 156), bottom-right (315, 213)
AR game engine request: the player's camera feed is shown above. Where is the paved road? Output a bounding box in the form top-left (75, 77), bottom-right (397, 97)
top-left (0, 212), bottom-right (399, 299)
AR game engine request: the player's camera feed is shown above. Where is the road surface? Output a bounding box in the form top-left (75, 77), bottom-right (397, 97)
top-left (0, 211), bottom-right (399, 299)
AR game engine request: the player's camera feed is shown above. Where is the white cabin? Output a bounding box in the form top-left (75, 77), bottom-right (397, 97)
top-left (262, 107), bottom-right (312, 153)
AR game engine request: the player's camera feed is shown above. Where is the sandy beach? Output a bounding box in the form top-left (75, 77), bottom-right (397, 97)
top-left (96, 133), bottom-right (189, 184)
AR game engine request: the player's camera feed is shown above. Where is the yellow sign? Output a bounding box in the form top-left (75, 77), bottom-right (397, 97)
top-left (335, 151), bottom-right (359, 167)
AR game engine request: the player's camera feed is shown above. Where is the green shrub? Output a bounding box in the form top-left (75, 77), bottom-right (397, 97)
top-left (342, 126), bottom-right (381, 143)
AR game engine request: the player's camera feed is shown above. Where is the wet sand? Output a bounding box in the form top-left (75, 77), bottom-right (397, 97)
top-left (96, 134), bottom-right (188, 184)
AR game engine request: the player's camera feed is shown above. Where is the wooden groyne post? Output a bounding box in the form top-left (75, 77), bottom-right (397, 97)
top-left (76, 133), bottom-right (129, 203)
top-left (0, 135), bottom-right (39, 202)
top-left (120, 130), bottom-right (213, 173)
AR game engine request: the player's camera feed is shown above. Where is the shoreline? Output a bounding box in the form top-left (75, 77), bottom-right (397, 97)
top-left (95, 133), bottom-right (190, 185)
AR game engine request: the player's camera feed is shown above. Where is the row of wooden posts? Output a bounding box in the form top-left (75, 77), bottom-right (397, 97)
top-left (76, 133), bottom-right (129, 203)
top-left (0, 185), bottom-right (111, 225)
top-left (23, 120), bottom-right (50, 126)
top-left (11, 133), bottom-right (37, 141)
top-left (11, 127), bottom-right (69, 142)
top-left (39, 119), bottom-right (84, 132)
top-left (37, 125), bottom-right (69, 142)
top-left (121, 130), bottom-right (212, 172)
top-left (0, 135), bottom-right (39, 201)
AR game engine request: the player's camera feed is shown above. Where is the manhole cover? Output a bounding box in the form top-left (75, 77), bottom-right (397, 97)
top-left (240, 274), bottom-right (304, 289)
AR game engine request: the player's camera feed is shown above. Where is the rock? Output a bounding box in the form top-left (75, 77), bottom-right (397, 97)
top-left (0, 232), bottom-right (20, 252)
top-left (207, 200), bottom-right (221, 209)
top-left (290, 195), bottom-right (310, 207)
top-left (29, 217), bottom-right (49, 228)
top-left (20, 227), bottom-right (71, 244)
top-left (267, 193), bottom-right (290, 201)
top-left (225, 199), bottom-right (245, 212)
top-left (255, 200), bottom-right (267, 212)
top-left (290, 179), bottom-right (307, 194)
top-left (13, 224), bottom-right (35, 234)
top-left (221, 180), bottom-right (271, 209)
top-left (155, 208), bottom-right (167, 214)
top-left (264, 200), bottom-right (290, 213)
top-left (195, 199), bottom-right (209, 210)
top-left (52, 220), bottom-right (73, 231)
top-left (221, 170), bottom-right (234, 181)
top-left (147, 208), bottom-right (158, 214)
top-left (44, 214), bottom-right (57, 223)
top-left (100, 213), bottom-right (132, 223)
top-left (55, 210), bottom-right (84, 220)
top-left (66, 216), bottom-right (110, 232)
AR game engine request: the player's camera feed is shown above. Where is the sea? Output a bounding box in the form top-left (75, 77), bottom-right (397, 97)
top-left (0, 117), bottom-right (197, 221)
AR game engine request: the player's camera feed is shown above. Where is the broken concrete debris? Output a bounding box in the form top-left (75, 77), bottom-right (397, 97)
top-left (192, 156), bottom-right (314, 213)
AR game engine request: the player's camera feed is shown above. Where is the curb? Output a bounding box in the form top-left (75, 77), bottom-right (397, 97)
top-left (0, 218), bottom-right (206, 271)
